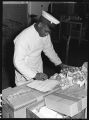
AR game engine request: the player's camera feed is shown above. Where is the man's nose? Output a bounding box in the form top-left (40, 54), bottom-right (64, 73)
top-left (47, 29), bottom-right (51, 34)
top-left (45, 32), bottom-right (49, 36)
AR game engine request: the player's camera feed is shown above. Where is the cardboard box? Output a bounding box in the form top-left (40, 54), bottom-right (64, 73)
top-left (2, 84), bottom-right (44, 118)
top-left (26, 100), bottom-right (45, 118)
top-left (26, 100), bottom-right (69, 118)
top-left (2, 83), bottom-right (60, 118)
top-left (45, 87), bottom-right (87, 117)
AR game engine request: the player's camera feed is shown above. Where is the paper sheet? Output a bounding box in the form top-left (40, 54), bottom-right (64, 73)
top-left (27, 79), bottom-right (59, 92)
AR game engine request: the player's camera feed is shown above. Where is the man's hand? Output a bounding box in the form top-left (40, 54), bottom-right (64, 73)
top-left (34, 73), bottom-right (48, 80)
top-left (60, 63), bottom-right (69, 70)
top-left (56, 63), bottom-right (69, 73)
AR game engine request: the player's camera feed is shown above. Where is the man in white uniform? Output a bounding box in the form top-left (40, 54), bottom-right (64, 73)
top-left (13, 11), bottom-right (67, 86)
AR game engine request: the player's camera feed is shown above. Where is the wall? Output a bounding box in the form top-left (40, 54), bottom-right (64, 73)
top-left (28, 2), bottom-right (50, 17)
top-left (2, 2), bottom-right (28, 89)
top-left (3, 2), bottom-right (28, 25)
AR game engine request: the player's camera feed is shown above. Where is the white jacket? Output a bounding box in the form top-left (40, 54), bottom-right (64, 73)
top-left (13, 24), bottom-right (62, 86)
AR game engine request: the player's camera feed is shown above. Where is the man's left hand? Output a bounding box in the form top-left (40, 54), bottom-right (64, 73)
top-left (56, 63), bottom-right (69, 73)
top-left (60, 63), bottom-right (69, 70)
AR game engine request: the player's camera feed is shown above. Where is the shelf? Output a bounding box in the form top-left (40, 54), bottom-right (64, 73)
top-left (60, 20), bottom-right (85, 42)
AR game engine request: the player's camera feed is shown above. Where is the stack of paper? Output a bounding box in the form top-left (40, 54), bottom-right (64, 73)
top-left (27, 80), bottom-right (59, 92)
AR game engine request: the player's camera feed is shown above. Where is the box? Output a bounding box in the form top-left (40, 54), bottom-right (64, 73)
top-left (2, 84), bottom-right (44, 118)
top-left (45, 87), bottom-right (87, 117)
top-left (2, 83), bottom-right (60, 118)
top-left (26, 100), bottom-right (69, 118)
top-left (26, 100), bottom-right (45, 118)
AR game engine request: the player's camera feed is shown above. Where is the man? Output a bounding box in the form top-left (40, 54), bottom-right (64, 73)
top-left (13, 10), bottom-right (67, 86)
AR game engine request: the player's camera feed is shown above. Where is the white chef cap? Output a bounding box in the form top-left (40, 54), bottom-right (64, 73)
top-left (42, 10), bottom-right (60, 25)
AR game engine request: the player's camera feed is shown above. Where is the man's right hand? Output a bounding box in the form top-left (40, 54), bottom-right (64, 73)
top-left (34, 73), bottom-right (48, 81)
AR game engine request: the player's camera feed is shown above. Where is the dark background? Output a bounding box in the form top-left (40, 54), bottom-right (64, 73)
top-left (2, 1), bottom-right (88, 90)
